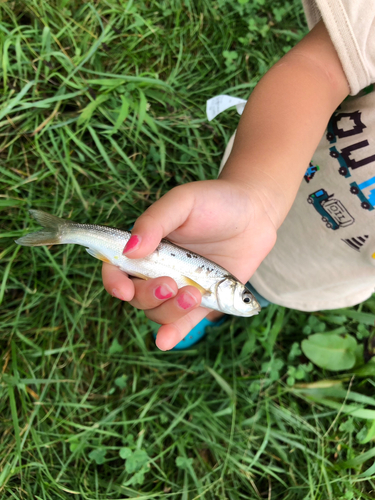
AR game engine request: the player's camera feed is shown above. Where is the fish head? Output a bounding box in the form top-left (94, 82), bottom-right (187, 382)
top-left (216, 278), bottom-right (261, 317)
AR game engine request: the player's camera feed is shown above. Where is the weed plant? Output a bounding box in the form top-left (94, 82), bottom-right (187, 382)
top-left (1, 0), bottom-right (375, 498)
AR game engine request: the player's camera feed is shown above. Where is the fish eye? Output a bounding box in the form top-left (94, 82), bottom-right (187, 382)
top-left (242, 291), bottom-right (252, 304)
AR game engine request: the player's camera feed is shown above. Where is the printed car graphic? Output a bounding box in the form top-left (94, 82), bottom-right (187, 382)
top-left (329, 146), bottom-right (351, 178)
top-left (308, 189), bottom-right (355, 230)
top-left (304, 163), bottom-right (320, 183)
top-left (349, 177), bottom-right (375, 211)
top-left (326, 120), bottom-right (337, 144)
top-left (330, 142), bottom-right (375, 177)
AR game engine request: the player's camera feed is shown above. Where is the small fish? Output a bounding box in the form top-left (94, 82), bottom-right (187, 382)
top-left (15, 210), bottom-right (261, 317)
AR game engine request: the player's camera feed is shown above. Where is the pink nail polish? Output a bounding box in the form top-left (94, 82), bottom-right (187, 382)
top-left (154, 284), bottom-right (174, 300)
top-left (177, 292), bottom-right (197, 310)
top-left (123, 235), bottom-right (140, 254)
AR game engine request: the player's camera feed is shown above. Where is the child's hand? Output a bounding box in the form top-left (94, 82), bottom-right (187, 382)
top-left (102, 20), bottom-right (350, 351)
top-left (102, 179), bottom-right (277, 350)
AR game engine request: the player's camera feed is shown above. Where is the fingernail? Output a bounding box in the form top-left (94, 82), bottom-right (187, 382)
top-left (154, 284), bottom-right (174, 300)
top-left (123, 235), bottom-right (140, 254)
top-left (112, 288), bottom-right (124, 300)
top-left (177, 291), bottom-right (198, 310)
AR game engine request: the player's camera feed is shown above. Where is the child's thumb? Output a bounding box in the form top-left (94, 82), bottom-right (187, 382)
top-left (122, 186), bottom-right (194, 259)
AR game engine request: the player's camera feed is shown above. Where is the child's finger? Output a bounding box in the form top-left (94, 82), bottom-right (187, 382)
top-left (126, 276), bottom-right (178, 310)
top-left (141, 286), bottom-right (202, 324)
top-left (122, 185), bottom-right (195, 259)
top-left (101, 262), bottom-right (135, 301)
top-left (154, 307), bottom-right (211, 351)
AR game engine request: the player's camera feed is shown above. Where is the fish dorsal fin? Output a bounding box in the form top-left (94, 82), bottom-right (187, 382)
top-left (181, 276), bottom-right (211, 296)
top-left (86, 248), bottom-right (111, 264)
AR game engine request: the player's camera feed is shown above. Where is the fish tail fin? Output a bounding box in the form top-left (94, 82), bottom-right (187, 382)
top-left (15, 209), bottom-right (73, 247)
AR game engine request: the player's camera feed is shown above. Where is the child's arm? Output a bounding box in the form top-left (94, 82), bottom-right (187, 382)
top-left (220, 20), bottom-right (349, 228)
top-left (102, 20), bottom-right (349, 351)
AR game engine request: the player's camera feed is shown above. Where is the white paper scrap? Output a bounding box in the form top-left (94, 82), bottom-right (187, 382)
top-left (206, 95), bottom-right (247, 121)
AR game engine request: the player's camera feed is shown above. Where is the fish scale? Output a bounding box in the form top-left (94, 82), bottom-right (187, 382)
top-left (15, 209), bottom-right (261, 317)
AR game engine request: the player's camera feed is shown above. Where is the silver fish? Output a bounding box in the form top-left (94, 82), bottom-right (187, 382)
top-left (15, 210), bottom-right (261, 317)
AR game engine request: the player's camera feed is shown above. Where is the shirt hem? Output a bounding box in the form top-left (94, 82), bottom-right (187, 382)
top-left (249, 275), bottom-right (374, 312)
top-left (303, 0), bottom-right (370, 95)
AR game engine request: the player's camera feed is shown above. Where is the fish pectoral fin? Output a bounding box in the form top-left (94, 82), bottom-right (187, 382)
top-left (86, 248), bottom-right (111, 264)
top-left (181, 276), bottom-right (211, 296)
top-left (128, 271), bottom-right (149, 281)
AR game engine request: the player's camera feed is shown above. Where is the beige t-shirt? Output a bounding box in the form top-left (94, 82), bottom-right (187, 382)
top-left (302, 1), bottom-right (375, 96)
top-left (250, 2), bottom-right (375, 311)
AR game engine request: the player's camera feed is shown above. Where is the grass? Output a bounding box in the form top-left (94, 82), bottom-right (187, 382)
top-left (1, 0), bottom-right (375, 498)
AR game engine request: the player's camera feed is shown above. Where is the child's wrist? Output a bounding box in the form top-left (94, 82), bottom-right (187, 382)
top-left (219, 163), bottom-right (291, 231)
